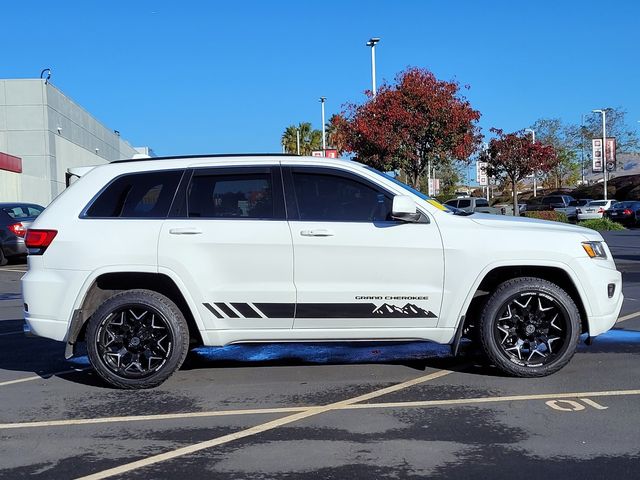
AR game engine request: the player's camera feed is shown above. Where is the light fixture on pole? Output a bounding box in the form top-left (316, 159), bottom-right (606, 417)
top-left (524, 128), bottom-right (537, 197)
top-left (365, 37), bottom-right (380, 96)
top-left (319, 97), bottom-right (326, 151)
top-left (593, 109), bottom-right (608, 200)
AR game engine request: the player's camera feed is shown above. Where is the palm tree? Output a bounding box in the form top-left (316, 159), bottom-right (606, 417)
top-left (281, 122), bottom-right (323, 155)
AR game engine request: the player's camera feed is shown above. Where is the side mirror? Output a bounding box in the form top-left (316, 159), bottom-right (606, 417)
top-left (391, 195), bottom-right (421, 222)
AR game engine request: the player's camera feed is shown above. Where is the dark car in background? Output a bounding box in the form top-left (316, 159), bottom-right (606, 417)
top-left (0, 203), bottom-right (44, 265)
top-left (604, 201), bottom-right (640, 227)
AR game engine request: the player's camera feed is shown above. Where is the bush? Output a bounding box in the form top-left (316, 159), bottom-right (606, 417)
top-left (578, 218), bottom-right (626, 231)
top-left (524, 211), bottom-right (569, 223)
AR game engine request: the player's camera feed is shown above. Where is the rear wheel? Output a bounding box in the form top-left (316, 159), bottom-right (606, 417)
top-left (479, 277), bottom-right (581, 377)
top-left (86, 289), bottom-right (189, 389)
top-left (0, 248), bottom-right (7, 267)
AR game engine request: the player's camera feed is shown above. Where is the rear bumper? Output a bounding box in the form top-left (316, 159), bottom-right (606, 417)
top-left (2, 238), bottom-right (27, 257)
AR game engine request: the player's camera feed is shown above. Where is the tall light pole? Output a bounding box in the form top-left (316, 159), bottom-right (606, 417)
top-left (319, 97), bottom-right (326, 151)
top-left (524, 128), bottom-right (537, 197)
top-left (593, 109), bottom-right (607, 200)
top-left (366, 37), bottom-right (380, 96)
top-left (580, 114), bottom-right (586, 185)
top-left (296, 128), bottom-right (301, 156)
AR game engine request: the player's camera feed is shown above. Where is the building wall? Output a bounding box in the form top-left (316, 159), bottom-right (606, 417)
top-left (0, 79), bottom-right (144, 206)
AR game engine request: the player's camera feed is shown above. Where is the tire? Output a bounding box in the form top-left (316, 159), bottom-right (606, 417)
top-left (86, 289), bottom-right (190, 389)
top-left (479, 277), bottom-right (581, 377)
top-left (0, 248), bottom-right (7, 267)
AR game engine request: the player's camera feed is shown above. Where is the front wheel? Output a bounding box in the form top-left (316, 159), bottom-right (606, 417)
top-left (479, 277), bottom-right (581, 377)
top-left (86, 289), bottom-right (190, 389)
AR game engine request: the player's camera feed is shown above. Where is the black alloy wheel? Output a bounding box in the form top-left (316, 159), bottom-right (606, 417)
top-left (87, 289), bottom-right (189, 389)
top-left (479, 277), bottom-right (580, 377)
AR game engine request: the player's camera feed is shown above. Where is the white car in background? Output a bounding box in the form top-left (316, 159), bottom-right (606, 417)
top-left (577, 200), bottom-right (616, 221)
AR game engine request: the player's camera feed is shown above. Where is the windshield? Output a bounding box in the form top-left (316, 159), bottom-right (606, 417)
top-left (363, 166), bottom-right (430, 200)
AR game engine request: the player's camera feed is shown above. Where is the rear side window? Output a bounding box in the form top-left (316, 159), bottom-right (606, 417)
top-left (187, 173), bottom-right (274, 219)
top-left (85, 170), bottom-right (183, 218)
top-left (476, 199), bottom-right (489, 207)
top-left (457, 199), bottom-right (471, 208)
top-left (445, 200), bottom-right (458, 208)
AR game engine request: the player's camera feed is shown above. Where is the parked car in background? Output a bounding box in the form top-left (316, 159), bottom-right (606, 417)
top-left (555, 198), bottom-right (592, 221)
top-left (577, 200), bottom-right (616, 221)
top-left (444, 197), bottom-right (502, 214)
top-left (0, 203), bottom-right (45, 265)
top-left (604, 201), bottom-right (640, 226)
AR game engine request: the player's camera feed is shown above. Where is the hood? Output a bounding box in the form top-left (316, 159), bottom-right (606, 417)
top-left (468, 213), bottom-right (603, 240)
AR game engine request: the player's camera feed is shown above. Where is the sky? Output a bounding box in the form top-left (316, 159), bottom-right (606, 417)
top-left (2, 0), bottom-right (639, 157)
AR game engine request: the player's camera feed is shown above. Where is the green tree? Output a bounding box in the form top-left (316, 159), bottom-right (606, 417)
top-left (281, 122), bottom-right (323, 155)
top-left (530, 118), bottom-right (580, 188)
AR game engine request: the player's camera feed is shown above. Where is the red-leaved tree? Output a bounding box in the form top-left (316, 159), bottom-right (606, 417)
top-left (484, 128), bottom-right (558, 216)
top-left (339, 67), bottom-right (483, 188)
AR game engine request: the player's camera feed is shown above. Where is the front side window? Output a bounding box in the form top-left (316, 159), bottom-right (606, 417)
top-left (292, 171), bottom-right (391, 222)
top-left (85, 170), bottom-right (183, 218)
top-left (187, 173), bottom-right (274, 219)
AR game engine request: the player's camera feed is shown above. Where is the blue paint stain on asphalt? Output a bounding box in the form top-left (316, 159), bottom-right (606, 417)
top-left (66, 329), bottom-right (638, 368)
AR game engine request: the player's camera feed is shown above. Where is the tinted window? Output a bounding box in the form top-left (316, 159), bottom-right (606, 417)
top-left (292, 172), bottom-right (391, 222)
top-left (457, 199), bottom-right (471, 208)
top-left (542, 196), bottom-right (562, 205)
top-left (188, 173), bottom-right (273, 219)
top-left (475, 199), bottom-right (489, 207)
top-left (85, 170), bottom-right (183, 218)
top-left (445, 200), bottom-right (458, 207)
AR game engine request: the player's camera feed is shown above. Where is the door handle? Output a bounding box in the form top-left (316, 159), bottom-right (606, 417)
top-left (169, 227), bottom-right (203, 235)
top-left (300, 229), bottom-right (334, 237)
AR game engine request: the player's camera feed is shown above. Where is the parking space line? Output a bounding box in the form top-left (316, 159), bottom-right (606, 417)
top-left (75, 367), bottom-right (459, 480)
top-left (347, 388), bottom-right (640, 410)
top-left (4, 385), bottom-right (640, 432)
top-left (0, 268), bottom-right (27, 273)
top-left (0, 331), bottom-right (22, 336)
top-left (0, 367), bottom-right (90, 387)
top-left (0, 406), bottom-right (309, 430)
top-left (617, 310), bottom-right (640, 323)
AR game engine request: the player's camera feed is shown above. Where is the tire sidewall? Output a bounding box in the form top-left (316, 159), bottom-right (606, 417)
top-left (86, 289), bottom-right (189, 389)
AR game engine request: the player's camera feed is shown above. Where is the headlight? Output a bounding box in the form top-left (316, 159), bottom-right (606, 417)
top-left (582, 241), bottom-right (607, 259)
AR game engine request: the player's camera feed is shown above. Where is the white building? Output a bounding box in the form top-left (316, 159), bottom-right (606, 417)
top-left (0, 79), bottom-right (151, 206)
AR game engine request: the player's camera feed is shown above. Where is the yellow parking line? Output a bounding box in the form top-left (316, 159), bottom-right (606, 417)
top-left (0, 406), bottom-right (309, 430)
top-left (0, 367), bottom-right (90, 387)
top-left (617, 310), bottom-right (640, 323)
top-left (75, 368), bottom-right (458, 480)
top-left (4, 385), bottom-right (640, 432)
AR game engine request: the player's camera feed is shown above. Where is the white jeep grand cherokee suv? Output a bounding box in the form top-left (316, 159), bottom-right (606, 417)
top-left (22, 155), bottom-right (623, 389)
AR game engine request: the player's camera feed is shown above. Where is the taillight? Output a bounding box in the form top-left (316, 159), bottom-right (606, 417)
top-left (623, 209), bottom-right (632, 215)
top-left (25, 229), bottom-right (57, 254)
top-left (8, 222), bottom-right (27, 238)
top-left (597, 208), bottom-right (604, 213)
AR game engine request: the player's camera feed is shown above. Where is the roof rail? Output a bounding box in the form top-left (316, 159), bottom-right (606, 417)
top-left (111, 153), bottom-right (295, 164)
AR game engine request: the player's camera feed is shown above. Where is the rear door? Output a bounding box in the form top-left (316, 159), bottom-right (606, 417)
top-left (284, 165), bottom-right (444, 330)
top-left (158, 165), bottom-right (296, 331)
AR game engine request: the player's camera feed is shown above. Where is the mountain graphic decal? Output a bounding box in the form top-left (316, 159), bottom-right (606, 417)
top-left (372, 303), bottom-right (436, 318)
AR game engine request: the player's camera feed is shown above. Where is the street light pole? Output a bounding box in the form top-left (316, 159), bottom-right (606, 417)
top-left (319, 97), bottom-right (326, 151)
top-left (592, 109), bottom-right (607, 200)
top-left (296, 128), bottom-right (300, 156)
top-left (366, 37), bottom-right (380, 96)
top-left (524, 128), bottom-right (536, 197)
top-left (580, 114), bottom-right (586, 185)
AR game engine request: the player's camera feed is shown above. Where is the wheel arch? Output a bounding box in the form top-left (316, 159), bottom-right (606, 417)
top-left (461, 264), bottom-right (590, 337)
top-left (67, 271), bottom-right (204, 357)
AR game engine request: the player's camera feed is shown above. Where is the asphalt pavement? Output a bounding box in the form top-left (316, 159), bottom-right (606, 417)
top-left (0, 232), bottom-right (638, 479)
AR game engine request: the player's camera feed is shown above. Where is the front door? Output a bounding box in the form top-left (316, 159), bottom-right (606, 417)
top-left (285, 166), bottom-right (444, 330)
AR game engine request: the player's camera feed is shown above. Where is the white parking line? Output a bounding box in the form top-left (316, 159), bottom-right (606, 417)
top-left (0, 268), bottom-right (27, 273)
top-left (3, 386), bottom-right (640, 432)
top-left (0, 367), bottom-right (90, 387)
top-left (75, 367), bottom-right (459, 480)
top-left (617, 310), bottom-right (640, 323)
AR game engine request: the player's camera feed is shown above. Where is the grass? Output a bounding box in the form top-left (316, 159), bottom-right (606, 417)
top-left (578, 218), bottom-right (626, 231)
